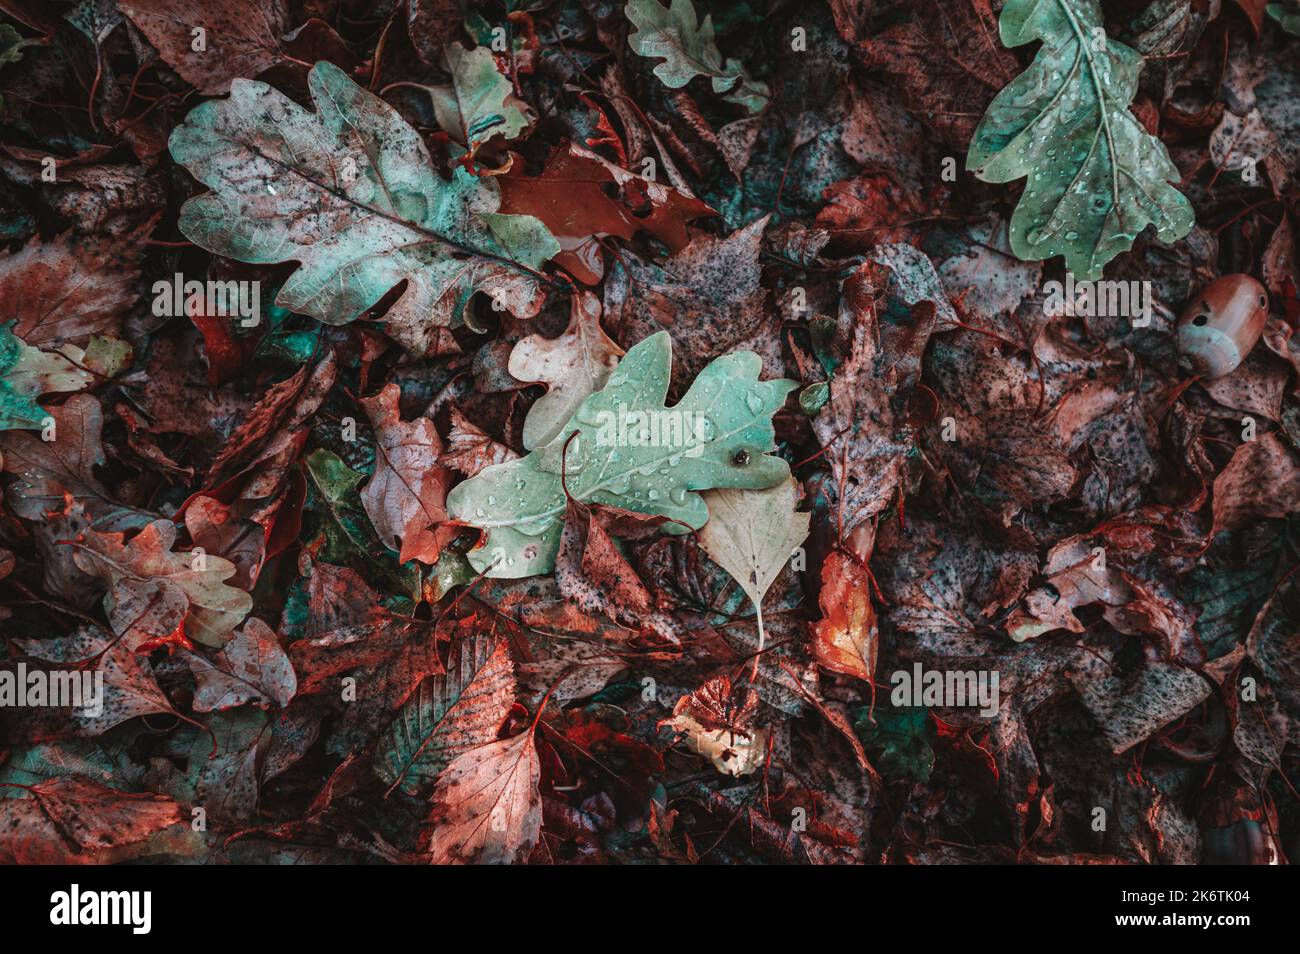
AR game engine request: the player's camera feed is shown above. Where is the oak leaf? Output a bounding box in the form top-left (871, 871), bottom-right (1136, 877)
top-left (169, 62), bottom-right (559, 354)
top-left (71, 519), bottom-right (253, 649)
top-left (510, 291), bottom-right (624, 449)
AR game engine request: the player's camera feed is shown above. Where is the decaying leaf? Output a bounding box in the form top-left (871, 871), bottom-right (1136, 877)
top-left (71, 519), bottom-right (253, 649)
top-left (4, 0), bottom-right (1299, 875)
top-left (378, 635), bottom-right (515, 798)
top-left (426, 728), bottom-right (542, 864)
top-left (812, 550), bottom-right (878, 685)
top-left (186, 616), bottom-right (296, 711)
top-left (118, 0), bottom-right (288, 96)
top-left (427, 42), bottom-right (533, 166)
top-left (169, 61), bottom-right (559, 355)
top-left (0, 324), bottom-right (92, 430)
top-left (510, 291), bottom-right (624, 450)
top-left (360, 383), bottom-right (452, 564)
top-left (660, 677), bottom-right (767, 777)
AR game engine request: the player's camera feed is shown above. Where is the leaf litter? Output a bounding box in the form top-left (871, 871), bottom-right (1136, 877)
top-left (0, 0), bottom-right (1298, 867)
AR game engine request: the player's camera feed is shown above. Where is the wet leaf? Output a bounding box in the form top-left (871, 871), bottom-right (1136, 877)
top-left (426, 729), bottom-right (542, 864)
top-left (967, 0), bottom-right (1195, 278)
top-left (169, 61), bottom-right (559, 354)
top-left (448, 331), bottom-right (795, 577)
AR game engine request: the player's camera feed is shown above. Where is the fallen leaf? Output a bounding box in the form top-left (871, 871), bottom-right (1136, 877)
top-left (71, 519), bottom-right (253, 648)
top-left (698, 478), bottom-right (810, 675)
top-left (360, 383), bottom-right (452, 564)
top-left (378, 633), bottom-right (515, 798)
top-left (510, 290), bottom-right (623, 449)
top-left (169, 61), bottom-right (559, 355)
top-left (426, 728), bottom-right (542, 864)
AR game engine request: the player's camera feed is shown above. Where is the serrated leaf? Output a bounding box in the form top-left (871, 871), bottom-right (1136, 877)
top-left (966, 0), bottom-right (1195, 279)
top-left (377, 635), bottom-right (515, 798)
top-left (426, 728), bottom-right (541, 864)
top-left (447, 331), bottom-right (796, 578)
top-left (0, 395), bottom-right (154, 533)
top-left (168, 60), bottom-right (559, 355)
top-left (118, 0), bottom-right (288, 96)
top-left (17, 626), bottom-right (176, 736)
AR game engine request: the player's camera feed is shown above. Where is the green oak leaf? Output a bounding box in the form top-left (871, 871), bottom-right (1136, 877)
top-left (966, 0), bottom-right (1194, 280)
top-left (0, 323), bottom-right (92, 430)
top-left (625, 0), bottom-right (769, 114)
top-left (1268, 3), bottom-right (1300, 35)
top-left (448, 331), bottom-right (796, 578)
top-left (169, 60), bottom-right (559, 356)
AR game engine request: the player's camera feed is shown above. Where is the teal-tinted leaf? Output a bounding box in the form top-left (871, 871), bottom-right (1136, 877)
top-left (428, 42), bottom-right (533, 163)
top-left (447, 331), bottom-right (795, 578)
top-left (256, 299), bottom-right (321, 365)
top-left (304, 448), bottom-right (370, 562)
top-left (798, 381), bottom-right (829, 416)
top-left (303, 448), bottom-right (420, 600)
top-left (966, 0), bottom-right (1194, 279)
top-left (0, 738), bottom-right (144, 795)
top-left (854, 705), bottom-right (934, 783)
top-left (1268, 3), bottom-right (1300, 35)
top-left (1180, 522), bottom-right (1286, 657)
top-left (1251, 574), bottom-right (1300, 721)
top-left (0, 323), bottom-right (92, 430)
top-left (625, 0), bottom-right (769, 114)
top-left (169, 61), bottom-right (559, 355)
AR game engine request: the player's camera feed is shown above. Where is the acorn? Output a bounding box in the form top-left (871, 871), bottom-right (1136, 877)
top-left (1177, 274), bottom-right (1269, 379)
